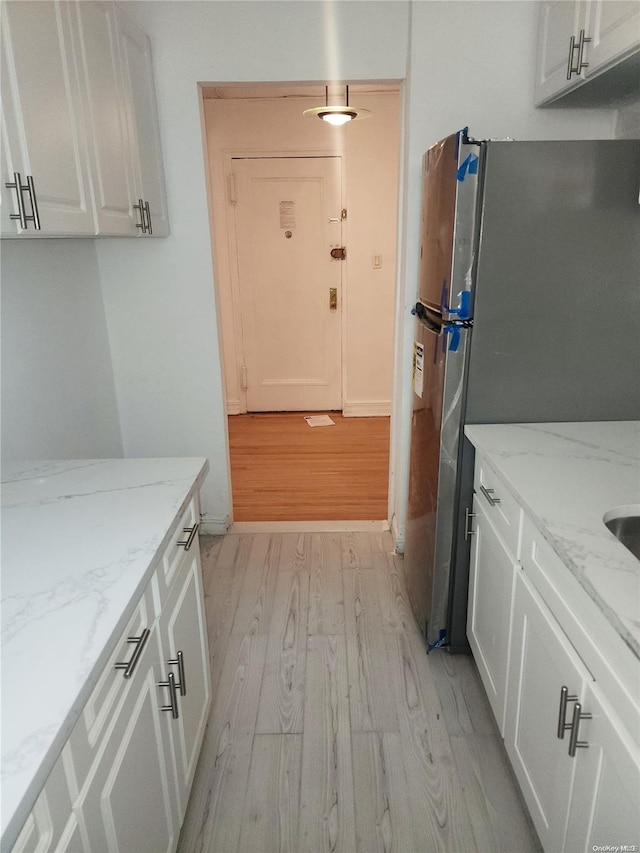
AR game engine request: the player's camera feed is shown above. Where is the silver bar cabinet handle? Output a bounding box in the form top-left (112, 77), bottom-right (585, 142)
top-left (566, 34), bottom-right (578, 79)
top-left (464, 507), bottom-right (476, 540)
top-left (134, 198), bottom-right (147, 232)
top-left (114, 628), bottom-right (150, 679)
top-left (144, 200), bottom-right (152, 235)
top-left (167, 650), bottom-right (186, 696)
top-left (479, 484), bottom-right (501, 506)
top-left (6, 172), bottom-right (28, 228)
top-left (568, 701), bottom-right (591, 756)
top-left (576, 28), bottom-right (591, 74)
top-left (177, 523), bottom-right (199, 551)
top-left (158, 671), bottom-right (179, 719)
top-left (25, 175), bottom-right (41, 230)
top-left (557, 685), bottom-right (578, 738)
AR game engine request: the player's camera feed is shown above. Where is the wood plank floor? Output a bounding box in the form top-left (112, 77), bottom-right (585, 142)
top-left (178, 534), bottom-right (541, 853)
top-left (227, 413), bottom-right (390, 522)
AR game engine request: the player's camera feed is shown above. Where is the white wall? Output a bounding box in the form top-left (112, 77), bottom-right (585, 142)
top-left (94, 0), bottom-right (617, 538)
top-left (615, 94), bottom-right (640, 137)
top-left (1, 240), bottom-right (123, 460)
top-left (204, 92), bottom-right (400, 417)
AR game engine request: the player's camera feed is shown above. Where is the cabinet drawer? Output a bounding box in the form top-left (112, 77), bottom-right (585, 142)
top-left (67, 583), bottom-right (156, 791)
top-left (474, 452), bottom-right (522, 556)
top-left (157, 496), bottom-right (200, 598)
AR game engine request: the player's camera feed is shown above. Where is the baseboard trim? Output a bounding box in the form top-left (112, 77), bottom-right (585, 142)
top-left (229, 519), bottom-right (390, 534)
top-left (342, 402), bottom-right (391, 417)
top-left (199, 517), bottom-right (232, 535)
top-left (226, 400), bottom-right (242, 415)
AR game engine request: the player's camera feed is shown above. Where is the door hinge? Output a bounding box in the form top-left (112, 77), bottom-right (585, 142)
top-left (240, 363), bottom-right (248, 391)
top-left (341, 208), bottom-right (347, 220)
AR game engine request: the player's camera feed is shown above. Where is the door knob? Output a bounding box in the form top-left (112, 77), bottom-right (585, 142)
top-left (330, 247), bottom-right (346, 260)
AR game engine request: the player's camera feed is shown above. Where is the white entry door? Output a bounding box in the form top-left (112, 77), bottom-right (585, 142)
top-left (232, 156), bottom-right (343, 411)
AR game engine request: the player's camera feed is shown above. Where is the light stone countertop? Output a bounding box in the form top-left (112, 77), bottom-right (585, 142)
top-left (1, 457), bottom-right (209, 850)
top-left (464, 422), bottom-right (640, 659)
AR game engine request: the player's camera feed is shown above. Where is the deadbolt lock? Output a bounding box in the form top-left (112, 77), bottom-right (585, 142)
top-left (329, 288), bottom-right (338, 310)
top-left (330, 247), bottom-right (346, 260)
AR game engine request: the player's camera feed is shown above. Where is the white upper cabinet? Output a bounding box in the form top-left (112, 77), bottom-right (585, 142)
top-left (535, 0), bottom-right (640, 105)
top-left (1, 1), bottom-right (168, 238)
top-left (73, 1), bottom-right (138, 236)
top-left (0, 1), bottom-right (95, 236)
top-left (586, 0), bottom-right (640, 72)
top-left (117, 7), bottom-right (170, 237)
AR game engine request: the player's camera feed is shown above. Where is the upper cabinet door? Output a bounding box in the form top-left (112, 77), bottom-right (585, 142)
top-left (73, 1), bottom-right (139, 236)
top-left (117, 8), bottom-right (170, 237)
top-left (584, 0), bottom-right (640, 72)
top-left (535, 1), bottom-right (590, 105)
top-left (535, 0), bottom-right (640, 105)
top-left (0, 1), bottom-right (96, 236)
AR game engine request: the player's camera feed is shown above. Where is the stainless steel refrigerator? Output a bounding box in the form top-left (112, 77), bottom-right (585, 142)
top-left (404, 130), bottom-right (640, 651)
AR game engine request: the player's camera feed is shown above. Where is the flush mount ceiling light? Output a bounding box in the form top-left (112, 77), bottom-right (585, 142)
top-left (303, 85), bottom-right (372, 126)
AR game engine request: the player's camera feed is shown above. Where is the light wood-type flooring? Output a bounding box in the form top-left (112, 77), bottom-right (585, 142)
top-left (227, 413), bottom-right (390, 522)
top-left (178, 533), bottom-right (541, 853)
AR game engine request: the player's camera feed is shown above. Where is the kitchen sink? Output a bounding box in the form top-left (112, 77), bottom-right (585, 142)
top-left (603, 505), bottom-right (640, 561)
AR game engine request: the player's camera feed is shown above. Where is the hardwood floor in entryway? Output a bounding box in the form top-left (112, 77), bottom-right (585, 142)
top-left (177, 533), bottom-right (541, 853)
top-left (227, 413), bottom-right (390, 522)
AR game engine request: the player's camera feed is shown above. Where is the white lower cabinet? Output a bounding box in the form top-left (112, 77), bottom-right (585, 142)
top-left (76, 625), bottom-right (179, 853)
top-left (504, 570), bottom-right (592, 851)
top-left (10, 754), bottom-right (84, 853)
top-left (467, 448), bottom-right (640, 853)
top-left (564, 682), bottom-right (640, 853)
top-left (157, 547), bottom-right (211, 814)
top-left (10, 509), bottom-right (210, 853)
top-left (467, 495), bottom-right (517, 735)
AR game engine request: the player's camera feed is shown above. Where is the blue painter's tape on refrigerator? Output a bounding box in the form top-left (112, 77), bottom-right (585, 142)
top-left (444, 325), bottom-right (461, 352)
top-left (457, 152), bottom-right (479, 182)
top-left (428, 629), bottom-right (448, 651)
top-left (445, 289), bottom-right (471, 320)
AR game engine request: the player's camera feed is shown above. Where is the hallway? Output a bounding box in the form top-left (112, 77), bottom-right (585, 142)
top-left (228, 413), bottom-right (390, 522)
top-left (178, 532), bottom-right (540, 852)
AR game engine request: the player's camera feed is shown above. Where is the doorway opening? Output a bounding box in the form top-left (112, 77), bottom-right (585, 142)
top-left (201, 82), bottom-right (402, 522)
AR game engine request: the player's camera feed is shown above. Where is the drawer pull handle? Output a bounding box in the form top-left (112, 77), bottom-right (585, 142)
top-left (158, 672), bottom-right (180, 719)
top-left (114, 628), bottom-right (150, 679)
top-left (480, 484), bottom-right (501, 506)
top-left (464, 507), bottom-right (476, 540)
top-left (568, 701), bottom-right (591, 757)
top-left (557, 685), bottom-right (578, 738)
top-left (167, 650), bottom-right (187, 696)
top-left (178, 523), bottom-right (199, 551)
